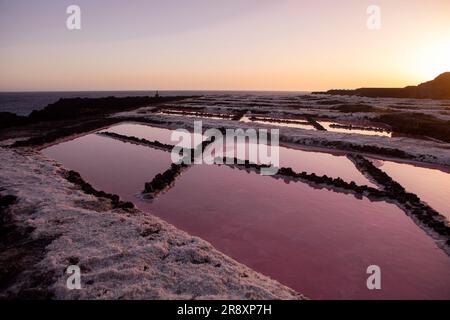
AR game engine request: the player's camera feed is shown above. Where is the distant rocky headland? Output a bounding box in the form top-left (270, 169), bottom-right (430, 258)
top-left (313, 72), bottom-right (450, 99)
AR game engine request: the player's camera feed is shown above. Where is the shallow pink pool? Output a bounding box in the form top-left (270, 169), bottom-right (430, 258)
top-left (370, 158), bottom-right (450, 220)
top-left (43, 134), bottom-right (173, 197)
top-left (146, 165), bottom-right (450, 300)
top-left (206, 140), bottom-right (376, 187)
top-left (43, 129), bottom-right (450, 300)
top-left (100, 123), bottom-right (204, 148)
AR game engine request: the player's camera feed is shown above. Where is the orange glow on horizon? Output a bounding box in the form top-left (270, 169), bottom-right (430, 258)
top-left (1, 0), bottom-right (450, 91)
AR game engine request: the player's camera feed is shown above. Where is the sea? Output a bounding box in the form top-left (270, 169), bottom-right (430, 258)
top-left (0, 91), bottom-right (307, 116)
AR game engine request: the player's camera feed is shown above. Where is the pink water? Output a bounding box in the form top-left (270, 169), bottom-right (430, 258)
top-left (43, 134), bottom-right (173, 196)
top-left (206, 140), bottom-right (376, 187)
top-left (104, 123), bottom-right (375, 186)
top-left (100, 123), bottom-right (204, 148)
top-left (146, 165), bottom-right (450, 300)
top-left (371, 159), bottom-right (450, 220)
top-left (318, 121), bottom-right (392, 137)
top-left (43, 131), bottom-right (450, 300)
top-left (241, 116), bottom-right (316, 130)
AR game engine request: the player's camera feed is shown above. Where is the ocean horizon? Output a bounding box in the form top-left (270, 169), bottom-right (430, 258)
top-left (0, 90), bottom-right (310, 116)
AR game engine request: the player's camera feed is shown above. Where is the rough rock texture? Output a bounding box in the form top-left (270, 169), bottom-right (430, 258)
top-left (0, 147), bottom-right (303, 300)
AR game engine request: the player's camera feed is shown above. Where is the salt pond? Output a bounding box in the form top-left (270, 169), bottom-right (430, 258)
top-left (43, 124), bottom-right (450, 300)
top-left (239, 116), bottom-right (391, 137)
top-left (206, 140), bottom-right (377, 187)
top-left (44, 134), bottom-right (173, 197)
top-left (318, 120), bottom-right (392, 137)
top-left (370, 158), bottom-right (450, 220)
top-left (99, 123), bottom-right (204, 148)
top-left (147, 164), bottom-right (450, 300)
top-left (156, 111), bottom-right (230, 121)
top-left (240, 116), bottom-right (316, 130)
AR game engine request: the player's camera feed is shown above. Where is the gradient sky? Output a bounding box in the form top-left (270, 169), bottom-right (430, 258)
top-left (1, 0), bottom-right (450, 91)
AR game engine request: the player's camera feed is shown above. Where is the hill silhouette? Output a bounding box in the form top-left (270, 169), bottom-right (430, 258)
top-left (314, 72), bottom-right (450, 99)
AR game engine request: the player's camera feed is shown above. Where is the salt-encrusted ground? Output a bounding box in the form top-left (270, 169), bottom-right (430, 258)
top-left (0, 147), bottom-right (303, 300)
top-left (112, 113), bottom-right (450, 166)
top-left (112, 94), bottom-right (450, 166)
top-left (164, 94), bottom-right (450, 121)
top-left (1, 93), bottom-right (449, 300)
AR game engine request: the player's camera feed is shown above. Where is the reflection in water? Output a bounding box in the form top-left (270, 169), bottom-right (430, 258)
top-left (205, 140), bottom-right (377, 187)
top-left (146, 165), bottom-right (450, 300)
top-left (371, 159), bottom-right (450, 220)
top-left (318, 121), bottom-right (392, 137)
top-left (43, 134), bottom-right (173, 196)
top-left (240, 116), bottom-right (316, 130)
top-left (156, 111), bottom-right (230, 120)
top-left (42, 125), bottom-right (450, 300)
top-left (100, 123), bottom-right (204, 148)
top-left (240, 116), bottom-right (391, 137)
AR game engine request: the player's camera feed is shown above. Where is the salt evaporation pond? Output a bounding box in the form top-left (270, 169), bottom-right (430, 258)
top-left (206, 140), bottom-right (377, 187)
top-left (371, 159), bottom-right (450, 220)
top-left (103, 124), bottom-right (374, 187)
top-left (147, 165), bottom-right (450, 300)
top-left (240, 116), bottom-right (316, 130)
top-left (156, 111), bottom-right (229, 120)
top-left (240, 116), bottom-right (391, 137)
top-left (318, 120), bottom-right (392, 137)
top-left (43, 134), bottom-right (173, 197)
top-left (99, 123), bottom-right (204, 148)
top-left (42, 125), bottom-right (450, 300)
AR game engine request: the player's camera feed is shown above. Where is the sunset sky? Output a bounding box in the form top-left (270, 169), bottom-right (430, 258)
top-left (1, 0), bottom-right (450, 91)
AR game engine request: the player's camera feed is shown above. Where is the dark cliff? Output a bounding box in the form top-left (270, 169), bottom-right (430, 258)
top-left (314, 72), bottom-right (450, 99)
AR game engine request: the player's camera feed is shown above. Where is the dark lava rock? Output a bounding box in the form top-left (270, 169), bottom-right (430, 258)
top-left (314, 72), bottom-right (450, 99)
top-left (0, 195), bottom-right (17, 208)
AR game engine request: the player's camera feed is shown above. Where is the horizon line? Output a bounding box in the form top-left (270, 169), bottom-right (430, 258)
top-left (0, 89), bottom-right (314, 94)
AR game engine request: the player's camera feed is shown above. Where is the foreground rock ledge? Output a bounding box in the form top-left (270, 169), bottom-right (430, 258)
top-left (0, 147), bottom-right (304, 300)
